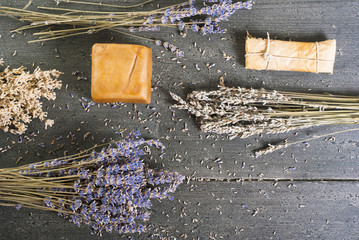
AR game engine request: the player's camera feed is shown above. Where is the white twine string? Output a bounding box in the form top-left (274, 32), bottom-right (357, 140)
top-left (264, 33), bottom-right (271, 70)
top-left (246, 33), bottom-right (334, 72)
top-left (316, 41), bottom-right (319, 74)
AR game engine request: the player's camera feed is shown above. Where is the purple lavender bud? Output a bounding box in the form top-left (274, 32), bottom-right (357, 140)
top-left (109, 175), bottom-right (116, 185)
top-left (169, 16), bottom-right (175, 24)
top-left (189, 7), bottom-right (197, 16)
top-left (208, 25), bottom-right (214, 33)
top-left (70, 202), bottom-right (76, 211)
top-left (116, 175), bottom-right (122, 185)
top-left (164, 8), bottom-right (171, 16)
top-left (244, 1), bottom-right (253, 9)
top-left (44, 198), bottom-right (51, 207)
top-left (81, 206), bottom-right (88, 215)
top-left (161, 16), bottom-right (168, 24)
top-left (201, 26), bottom-right (208, 34)
top-left (87, 194), bottom-right (93, 202)
top-left (75, 199), bottom-right (82, 209)
top-left (206, 6), bottom-right (213, 15)
top-left (79, 170), bottom-right (89, 179)
top-left (79, 190), bottom-right (85, 198)
top-left (146, 17), bottom-right (153, 25)
top-left (98, 188), bottom-right (104, 197)
top-left (178, 21), bottom-right (185, 31)
top-left (86, 186), bottom-right (92, 195)
top-left (175, 13), bottom-right (181, 21)
top-left (152, 26), bottom-right (160, 31)
top-left (112, 164), bottom-right (120, 173)
top-left (192, 24), bottom-right (199, 32)
top-left (90, 201), bottom-right (97, 211)
top-left (74, 180), bottom-right (80, 189)
top-left (169, 44), bottom-right (177, 53)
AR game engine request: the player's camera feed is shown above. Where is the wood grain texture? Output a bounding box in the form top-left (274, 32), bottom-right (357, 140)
top-left (0, 0), bottom-right (358, 239)
top-left (0, 181), bottom-right (358, 240)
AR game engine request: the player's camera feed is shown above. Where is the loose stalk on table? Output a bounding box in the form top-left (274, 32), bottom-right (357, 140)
top-left (253, 127), bottom-right (359, 157)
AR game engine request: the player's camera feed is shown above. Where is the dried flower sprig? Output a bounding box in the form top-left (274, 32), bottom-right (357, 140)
top-left (254, 127), bottom-right (359, 157)
top-left (0, 0), bottom-right (253, 57)
top-left (170, 85), bottom-right (359, 139)
top-left (54, 0), bottom-right (155, 9)
top-left (0, 131), bottom-right (184, 235)
top-left (0, 64), bottom-right (62, 134)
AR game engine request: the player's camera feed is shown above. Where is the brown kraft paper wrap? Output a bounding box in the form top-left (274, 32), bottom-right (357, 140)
top-left (245, 33), bottom-right (336, 74)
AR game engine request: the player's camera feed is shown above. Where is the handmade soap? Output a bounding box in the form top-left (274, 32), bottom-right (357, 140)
top-left (245, 33), bottom-right (336, 74)
top-left (91, 44), bottom-right (152, 104)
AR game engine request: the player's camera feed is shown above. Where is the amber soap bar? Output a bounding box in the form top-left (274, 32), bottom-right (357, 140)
top-left (91, 44), bottom-right (152, 104)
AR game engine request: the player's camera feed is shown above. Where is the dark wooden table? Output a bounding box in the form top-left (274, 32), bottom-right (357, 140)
top-left (0, 0), bottom-right (358, 239)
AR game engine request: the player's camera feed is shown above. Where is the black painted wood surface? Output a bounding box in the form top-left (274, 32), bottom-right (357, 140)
top-left (0, 0), bottom-right (358, 239)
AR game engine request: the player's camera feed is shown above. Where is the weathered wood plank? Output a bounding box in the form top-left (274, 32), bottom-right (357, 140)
top-left (0, 181), bottom-right (358, 239)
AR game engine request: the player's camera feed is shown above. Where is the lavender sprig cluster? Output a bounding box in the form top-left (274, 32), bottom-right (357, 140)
top-left (142, 0), bottom-right (253, 34)
top-left (120, 0), bottom-right (252, 57)
top-left (149, 0), bottom-right (253, 57)
top-left (2, 132), bottom-right (184, 235)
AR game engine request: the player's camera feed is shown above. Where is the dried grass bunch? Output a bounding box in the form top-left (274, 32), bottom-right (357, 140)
top-left (0, 64), bottom-right (62, 134)
top-left (171, 85), bottom-right (359, 139)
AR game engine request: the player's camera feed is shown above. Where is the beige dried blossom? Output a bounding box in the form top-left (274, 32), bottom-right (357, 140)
top-left (0, 64), bottom-right (62, 134)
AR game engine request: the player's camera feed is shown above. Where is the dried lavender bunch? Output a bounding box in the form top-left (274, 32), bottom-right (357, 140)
top-left (0, 0), bottom-right (252, 57)
top-left (171, 86), bottom-right (359, 139)
top-left (0, 64), bottom-right (62, 134)
top-left (0, 132), bottom-right (184, 235)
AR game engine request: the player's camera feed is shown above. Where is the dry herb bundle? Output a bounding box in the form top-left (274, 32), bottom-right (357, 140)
top-left (0, 64), bottom-right (62, 134)
top-left (171, 86), bottom-right (359, 139)
top-left (0, 0), bottom-right (252, 56)
top-left (0, 132), bottom-right (184, 235)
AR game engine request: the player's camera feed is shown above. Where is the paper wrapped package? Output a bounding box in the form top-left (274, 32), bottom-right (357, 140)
top-left (245, 34), bottom-right (336, 74)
